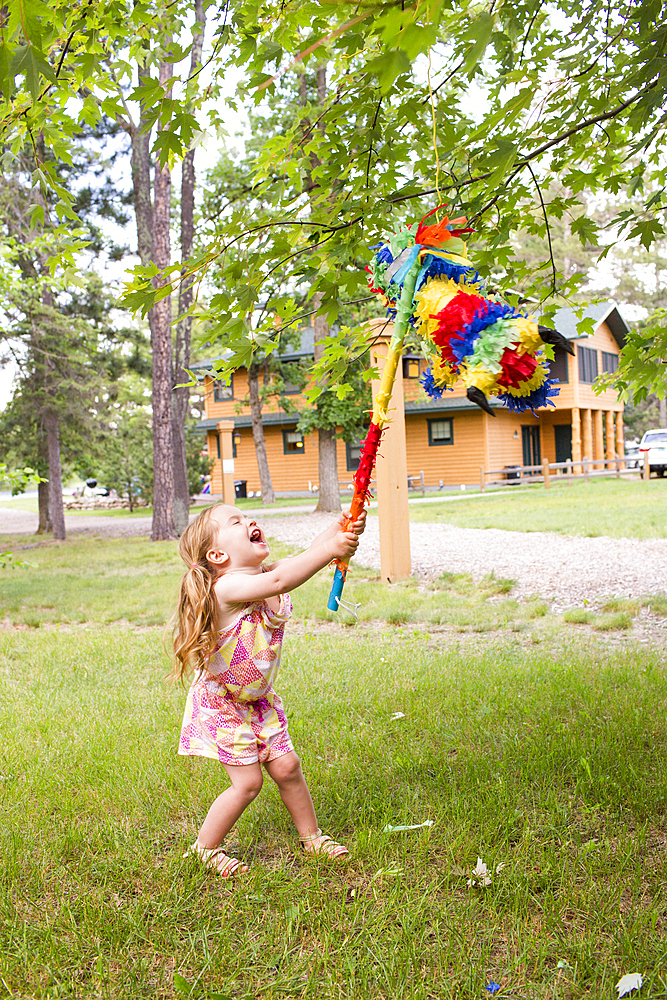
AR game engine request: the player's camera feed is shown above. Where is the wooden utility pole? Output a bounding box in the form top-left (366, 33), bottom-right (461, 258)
top-left (369, 319), bottom-right (411, 583)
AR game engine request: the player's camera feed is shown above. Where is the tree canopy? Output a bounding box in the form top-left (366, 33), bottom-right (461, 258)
top-left (2, 0), bottom-right (666, 400)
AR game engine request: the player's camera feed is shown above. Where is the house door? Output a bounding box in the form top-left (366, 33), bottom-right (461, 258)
top-left (522, 425), bottom-right (541, 469)
top-left (554, 424), bottom-right (572, 463)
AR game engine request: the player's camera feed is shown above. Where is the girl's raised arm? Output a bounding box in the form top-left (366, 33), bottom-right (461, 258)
top-left (215, 528), bottom-right (359, 605)
top-left (264, 509), bottom-right (367, 572)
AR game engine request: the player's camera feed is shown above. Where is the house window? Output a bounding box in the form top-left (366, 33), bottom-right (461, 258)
top-left (282, 380), bottom-right (302, 395)
top-left (213, 376), bottom-right (233, 402)
top-left (578, 346), bottom-right (598, 384)
top-left (428, 418), bottom-right (453, 446)
top-left (549, 345), bottom-right (570, 383)
top-left (601, 351), bottom-right (619, 374)
top-left (346, 439), bottom-right (363, 471)
top-left (283, 429), bottom-right (305, 454)
top-left (402, 355), bottom-right (421, 379)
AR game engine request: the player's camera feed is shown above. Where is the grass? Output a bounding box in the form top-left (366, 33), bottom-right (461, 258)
top-left (407, 477), bottom-right (667, 538)
top-left (2, 616), bottom-right (667, 999)
top-left (2, 534), bottom-right (665, 644)
top-left (0, 539), bottom-right (666, 1000)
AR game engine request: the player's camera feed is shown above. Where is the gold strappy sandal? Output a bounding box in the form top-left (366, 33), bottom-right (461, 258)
top-left (185, 840), bottom-right (248, 877)
top-left (300, 828), bottom-right (349, 860)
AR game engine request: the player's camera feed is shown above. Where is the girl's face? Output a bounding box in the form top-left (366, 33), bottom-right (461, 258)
top-left (206, 505), bottom-right (269, 573)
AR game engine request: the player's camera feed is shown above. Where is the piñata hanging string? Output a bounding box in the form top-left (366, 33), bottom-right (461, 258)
top-left (427, 46), bottom-right (442, 219)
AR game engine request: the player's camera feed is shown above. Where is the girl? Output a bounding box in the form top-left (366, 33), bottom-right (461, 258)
top-left (172, 502), bottom-right (366, 877)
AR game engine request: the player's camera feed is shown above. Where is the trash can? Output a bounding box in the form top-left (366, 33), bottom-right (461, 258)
top-left (504, 465), bottom-right (521, 483)
top-left (234, 480), bottom-right (247, 499)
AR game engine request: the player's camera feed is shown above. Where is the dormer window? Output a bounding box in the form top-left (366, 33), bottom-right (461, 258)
top-left (213, 376), bottom-right (233, 401)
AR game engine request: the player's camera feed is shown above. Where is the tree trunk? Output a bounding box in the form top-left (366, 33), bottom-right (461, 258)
top-left (37, 481), bottom-right (52, 534)
top-left (150, 57), bottom-right (176, 540)
top-left (317, 426), bottom-right (340, 511)
top-left (660, 395), bottom-right (667, 426)
top-left (172, 0), bottom-right (206, 535)
top-left (302, 69), bottom-right (340, 513)
top-left (313, 302), bottom-right (341, 513)
top-left (248, 361), bottom-right (275, 503)
top-left (36, 425), bottom-right (52, 534)
top-left (131, 54), bottom-right (175, 541)
top-left (44, 410), bottom-right (66, 540)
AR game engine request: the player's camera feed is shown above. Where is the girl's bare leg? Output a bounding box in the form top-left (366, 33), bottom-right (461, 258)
top-left (196, 762), bottom-right (263, 848)
top-left (264, 751), bottom-right (319, 839)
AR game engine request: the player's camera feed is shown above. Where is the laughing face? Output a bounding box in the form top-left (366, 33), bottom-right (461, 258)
top-left (207, 504), bottom-right (269, 573)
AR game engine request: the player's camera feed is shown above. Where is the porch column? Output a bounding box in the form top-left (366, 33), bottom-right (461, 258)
top-left (207, 431), bottom-right (223, 494)
top-left (571, 407), bottom-right (582, 469)
top-left (593, 409), bottom-right (604, 466)
top-left (216, 420), bottom-right (236, 506)
top-left (615, 412), bottom-right (625, 466)
top-left (605, 411), bottom-right (615, 461)
top-left (582, 408), bottom-right (593, 460)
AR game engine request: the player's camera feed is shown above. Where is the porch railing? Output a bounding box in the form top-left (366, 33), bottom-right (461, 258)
top-left (479, 453), bottom-right (649, 491)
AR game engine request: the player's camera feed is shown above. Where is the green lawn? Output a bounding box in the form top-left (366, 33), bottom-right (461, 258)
top-left (408, 477), bottom-right (667, 538)
top-left (1, 538), bottom-right (667, 998)
top-left (2, 627), bottom-right (666, 999)
top-left (3, 533), bottom-right (665, 633)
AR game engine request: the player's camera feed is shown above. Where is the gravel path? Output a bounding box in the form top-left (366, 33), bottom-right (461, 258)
top-left (260, 513), bottom-right (667, 608)
top-left (2, 506), bottom-right (665, 607)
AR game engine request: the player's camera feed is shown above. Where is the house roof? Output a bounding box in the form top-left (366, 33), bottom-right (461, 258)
top-left (541, 301), bottom-right (630, 348)
top-left (193, 327), bottom-right (316, 373)
top-left (405, 397), bottom-right (503, 414)
top-left (196, 394), bottom-right (497, 434)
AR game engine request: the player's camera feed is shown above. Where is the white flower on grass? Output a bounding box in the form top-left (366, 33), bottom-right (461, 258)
top-left (467, 858), bottom-right (492, 887)
top-left (466, 858), bottom-right (506, 887)
top-left (616, 973), bottom-right (643, 998)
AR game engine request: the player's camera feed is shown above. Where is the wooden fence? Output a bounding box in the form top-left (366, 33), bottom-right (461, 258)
top-left (479, 454), bottom-right (649, 492)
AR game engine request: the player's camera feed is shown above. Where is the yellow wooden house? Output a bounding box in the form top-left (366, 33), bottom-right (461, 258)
top-left (197, 302), bottom-right (628, 495)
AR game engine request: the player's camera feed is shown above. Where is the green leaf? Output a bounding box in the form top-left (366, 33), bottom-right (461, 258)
top-left (0, 41), bottom-right (12, 97)
top-left (10, 42), bottom-right (55, 99)
top-left (480, 139), bottom-right (517, 188)
top-left (397, 22), bottom-right (438, 61)
top-left (625, 218), bottom-right (664, 250)
top-left (173, 972), bottom-right (192, 995)
top-left (14, 0), bottom-right (48, 47)
top-left (463, 11), bottom-right (495, 72)
top-left (364, 49), bottom-right (411, 94)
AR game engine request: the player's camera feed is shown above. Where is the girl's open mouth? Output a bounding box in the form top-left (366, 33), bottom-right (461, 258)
top-left (250, 528), bottom-right (263, 543)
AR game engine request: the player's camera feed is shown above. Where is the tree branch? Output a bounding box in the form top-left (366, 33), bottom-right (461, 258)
top-left (525, 161), bottom-right (557, 296)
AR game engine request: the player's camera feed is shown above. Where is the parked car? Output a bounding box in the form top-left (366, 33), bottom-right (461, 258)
top-left (639, 428), bottom-right (667, 476)
top-left (623, 444), bottom-right (641, 469)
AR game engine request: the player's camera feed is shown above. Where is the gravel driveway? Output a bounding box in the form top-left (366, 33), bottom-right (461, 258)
top-left (3, 505), bottom-right (665, 607)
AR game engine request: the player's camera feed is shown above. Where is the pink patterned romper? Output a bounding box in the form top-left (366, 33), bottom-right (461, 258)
top-left (178, 593), bottom-right (294, 766)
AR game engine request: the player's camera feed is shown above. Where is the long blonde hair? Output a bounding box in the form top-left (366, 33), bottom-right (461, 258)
top-left (171, 504), bottom-right (222, 682)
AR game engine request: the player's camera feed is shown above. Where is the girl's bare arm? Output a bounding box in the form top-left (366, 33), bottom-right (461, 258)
top-left (215, 529), bottom-right (360, 605)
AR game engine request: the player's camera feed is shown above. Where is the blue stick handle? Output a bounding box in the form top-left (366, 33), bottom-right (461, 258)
top-left (327, 567), bottom-right (345, 611)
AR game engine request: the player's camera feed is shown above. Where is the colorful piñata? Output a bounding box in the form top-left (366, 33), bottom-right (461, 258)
top-left (327, 209), bottom-right (569, 612)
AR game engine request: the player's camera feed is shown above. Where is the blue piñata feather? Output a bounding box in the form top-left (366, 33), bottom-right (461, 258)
top-left (419, 367), bottom-right (454, 399)
top-left (497, 378), bottom-right (560, 414)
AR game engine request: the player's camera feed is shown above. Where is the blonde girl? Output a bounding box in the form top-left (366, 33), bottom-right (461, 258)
top-left (172, 502), bottom-right (366, 877)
